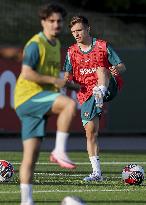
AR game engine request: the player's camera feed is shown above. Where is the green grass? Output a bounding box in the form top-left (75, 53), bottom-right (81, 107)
top-left (0, 151), bottom-right (146, 205)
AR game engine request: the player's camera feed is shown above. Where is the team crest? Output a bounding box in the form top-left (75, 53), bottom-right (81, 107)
top-left (84, 112), bottom-right (90, 118)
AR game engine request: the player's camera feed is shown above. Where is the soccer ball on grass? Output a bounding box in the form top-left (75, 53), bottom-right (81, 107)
top-left (122, 164), bottom-right (144, 185)
top-left (61, 196), bottom-right (86, 205)
top-left (0, 160), bottom-right (14, 182)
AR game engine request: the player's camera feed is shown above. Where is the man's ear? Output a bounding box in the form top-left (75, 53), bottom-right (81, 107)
top-left (41, 19), bottom-right (45, 28)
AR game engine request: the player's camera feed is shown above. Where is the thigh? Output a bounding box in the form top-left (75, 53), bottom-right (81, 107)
top-left (51, 95), bottom-right (75, 114)
top-left (16, 91), bottom-right (61, 139)
top-left (16, 91), bottom-right (61, 117)
top-left (84, 116), bottom-right (99, 133)
top-left (20, 115), bottom-right (46, 140)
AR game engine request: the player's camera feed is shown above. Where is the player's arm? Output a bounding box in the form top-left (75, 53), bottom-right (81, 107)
top-left (96, 66), bottom-right (109, 88)
top-left (21, 65), bottom-right (65, 88)
top-left (22, 65), bottom-right (80, 90)
top-left (107, 44), bottom-right (126, 75)
top-left (64, 71), bottom-right (72, 82)
top-left (63, 51), bottom-right (73, 82)
top-left (110, 63), bottom-right (126, 76)
top-left (63, 52), bottom-right (80, 91)
top-left (113, 63), bottom-right (126, 73)
top-left (21, 42), bottom-right (65, 88)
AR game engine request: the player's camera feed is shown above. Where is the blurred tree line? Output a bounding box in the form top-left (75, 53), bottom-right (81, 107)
top-left (62, 0), bottom-right (146, 13)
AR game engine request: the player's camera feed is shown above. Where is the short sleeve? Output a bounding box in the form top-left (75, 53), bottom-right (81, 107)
top-left (63, 51), bottom-right (73, 72)
top-left (23, 42), bottom-right (40, 70)
top-left (107, 44), bottom-right (122, 66)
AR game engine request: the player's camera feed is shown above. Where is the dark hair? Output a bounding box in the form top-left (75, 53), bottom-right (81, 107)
top-left (38, 3), bottom-right (67, 20)
top-left (69, 15), bottom-right (89, 28)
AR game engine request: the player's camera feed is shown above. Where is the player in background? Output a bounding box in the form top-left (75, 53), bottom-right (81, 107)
top-left (64, 16), bottom-right (126, 181)
top-left (14, 4), bottom-right (77, 205)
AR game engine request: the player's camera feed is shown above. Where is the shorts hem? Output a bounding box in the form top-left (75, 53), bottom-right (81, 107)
top-left (22, 135), bottom-right (45, 141)
top-left (82, 113), bottom-right (100, 126)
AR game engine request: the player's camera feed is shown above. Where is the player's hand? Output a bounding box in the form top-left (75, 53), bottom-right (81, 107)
top-left (93, 86), bottom-right (103, 108)
top-left (109, 66), bottom-right (119, 76)
top-left (54, 78), bottom-right (66, 88)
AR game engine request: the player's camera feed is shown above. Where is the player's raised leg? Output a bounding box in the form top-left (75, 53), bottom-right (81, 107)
top-left (20, 138), bottom-right (42, 205)
top-left (49, 95), bottom-right (77, 169)
top-left (83, 117), bottom-right (103, 181)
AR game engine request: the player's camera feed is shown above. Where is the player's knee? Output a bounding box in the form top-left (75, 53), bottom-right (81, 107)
top-left (86, 130), bottom-right (96, 142)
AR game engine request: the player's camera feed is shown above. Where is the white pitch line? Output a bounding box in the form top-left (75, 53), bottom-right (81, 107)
top-left (33, 173), bottom-right (87, 176)
top-left (33, 173), bottom-right (121, 178)
top-left (12, 162), bottom-right (146, 165)
top-left (0, 189), bottom-right (145, 194)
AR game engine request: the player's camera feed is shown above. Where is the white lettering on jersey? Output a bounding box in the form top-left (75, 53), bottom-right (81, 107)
top-left (80, 68), bottom-right (97, 75)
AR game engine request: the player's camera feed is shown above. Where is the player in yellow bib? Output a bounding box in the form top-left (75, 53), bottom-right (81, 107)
top-left (14, 32), bottom-right (61, 108)
top-left (14, 4), bottom-right (76, 205)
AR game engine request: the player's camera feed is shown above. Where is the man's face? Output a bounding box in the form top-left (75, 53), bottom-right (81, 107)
top-left (71, 23), bottom-right (89, 43)
top-left (42, 12), bottom-right (63, 37)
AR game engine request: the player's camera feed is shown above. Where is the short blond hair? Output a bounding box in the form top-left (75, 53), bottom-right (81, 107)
top-left (69, 16), bottom-right (89, 28)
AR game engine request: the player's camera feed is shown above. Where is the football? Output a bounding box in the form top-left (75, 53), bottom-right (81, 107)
top-left (122, 164), bottom-right (144, 185)
top-left (0, 160), bottom-right (14, 182)
top-left (61, 196), bottom-right (86, 205)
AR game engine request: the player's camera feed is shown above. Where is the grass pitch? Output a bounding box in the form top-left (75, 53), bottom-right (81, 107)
top-left (0, 151), bottom-right (146, 205)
